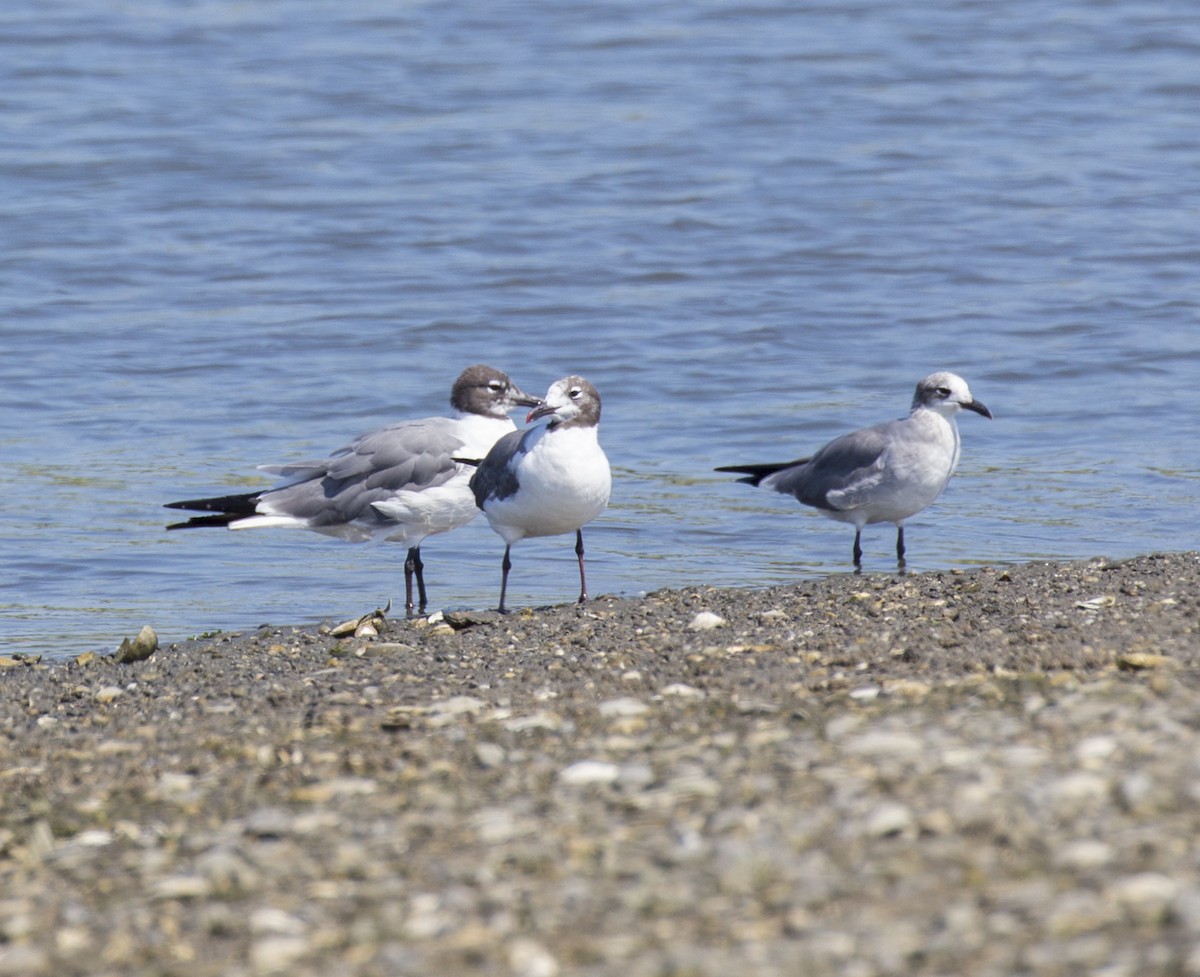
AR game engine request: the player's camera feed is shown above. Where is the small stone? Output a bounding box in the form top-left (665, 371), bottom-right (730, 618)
top-left (250, 936), bottom-right (310, 975)
top-left (863, 802), bottom-right (916, 838)
top-left (502, 711), bottom-right (562, 733)
top-left (405, 893), bottom-right (449, 939)
top-left (431, 696), bottom-right (489, 717)
top-left (196, 845), bottom-right (262, 896)
top-left (508, 938), bottom-right (559, 977)
top-left (472, 808), bottom-right (524, 844)
top-left (94, 686), bottom-right (124, 704)
top-left (559, 760), bottom-right (621, 786)
top-left (1109, 872), bottom-right (1178, 923)
top-left (249, 907), bottom-right (307, 936)
top-left (689, 611), bottom-right (727, 630)
top-left (1054, 840), bottom-right (1114, 870)
top-left (115, 625), bottom-right (158, 663)
top-left (844, 729), bottom-right (923, 760)
top-left (1117, 652), bottom-right (1172, 670)
top-left (660, 683), bottom-right (705, 699)
top-left (1075, 736), bottom-right (1118, 768)
top-left (848, 685), bottom-right (881, 702)
top-left (443, 609), bottom-right (502, 629)
top-left (291, 777), bottom-right (377, 803)
top-left (474, 742), bottom-right (506, 768)
top-left (884, 679), bottom-right (931, 700)
top-left (597, 697), bottom-right (649, 718)
top-left (152, 876), bottom-right (213, 900)
top-left (0, 944), bottom-right (50, 976)
top-left (357, 642), bottom-right (414, 657)
top-left (74, 651), bottom-right (100, 666)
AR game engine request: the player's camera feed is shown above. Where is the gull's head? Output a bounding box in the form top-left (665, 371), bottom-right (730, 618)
top-left (912, 372), bottom-right (992, 420)
top-left (527, 375), bottom-right (602, 429)
top-left (452, 365), bottom-right (542, 418)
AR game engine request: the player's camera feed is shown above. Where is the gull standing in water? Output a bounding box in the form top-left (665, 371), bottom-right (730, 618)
top-left (716, 371), bottom-right (991, 570)
top-left (469, 376), bottom-right (611, 613)
top-left (165, 365), bottom-right (541, 614)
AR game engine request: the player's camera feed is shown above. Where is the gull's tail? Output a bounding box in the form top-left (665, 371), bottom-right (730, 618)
top-left (164, 491), bottom-right (261, 530)
top-left (714, 459), bottom-right (810, 487)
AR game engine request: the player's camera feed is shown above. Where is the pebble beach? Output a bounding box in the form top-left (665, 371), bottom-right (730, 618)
top-left (3, 551), bottom-right (1200, 976)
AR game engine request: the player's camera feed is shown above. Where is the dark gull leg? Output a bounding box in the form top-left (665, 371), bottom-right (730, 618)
top-left (575, 529), bottom-right (589, 604)
top-left (403, 547), bottom-right (420, 615)
top-left (895, 526), bottom-right (907, 571)
top-left (498, 545), bottom-right (512, 614)
top-left (852, 529), bottom-right (864, 571)
top-left (411, 546), bottom-right (427, 613)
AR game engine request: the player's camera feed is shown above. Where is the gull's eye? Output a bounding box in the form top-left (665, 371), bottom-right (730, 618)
top-left (488, 380), bottom-right (505, 391)
top-left (936, 387), bottom-right (951, 398)
top-left (569, 386), bottom-right (582, 399)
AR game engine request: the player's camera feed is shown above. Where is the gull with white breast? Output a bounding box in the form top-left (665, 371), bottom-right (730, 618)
top-left (469, 375), bottom-right (611, 613)
top-left (164, 364), bottom-right (541, 615)
top-left (716, 371), bottom-right (992, 570)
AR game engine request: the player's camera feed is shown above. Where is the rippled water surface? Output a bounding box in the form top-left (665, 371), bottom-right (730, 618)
top-left (3, 0), bottom-right (1198, 656)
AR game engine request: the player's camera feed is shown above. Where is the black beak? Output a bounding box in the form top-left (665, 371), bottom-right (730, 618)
top-left (965, 399), bottom-right (993, 420)
top-left (511, 387), bottom-right (542, 409)
top-left (526, 401), bottom-right (555, 423)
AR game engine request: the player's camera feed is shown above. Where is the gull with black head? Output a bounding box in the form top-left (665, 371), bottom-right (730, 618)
top-left (716, 371), bottom-right (992, 570)
top-left (164, 365), bottom-right (541, 614)
top-left (469, 375), bottom-right (611, 613)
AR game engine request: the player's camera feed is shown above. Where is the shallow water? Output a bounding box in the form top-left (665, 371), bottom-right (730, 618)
top-left (3, 0), bottom-right (1198, 656)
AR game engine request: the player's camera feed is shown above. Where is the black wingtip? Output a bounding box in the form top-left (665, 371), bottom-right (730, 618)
top-left (714, 464), bottom-right (772, 487)
top-left (164, 491), bottom-right (261, 514)
top-left (164, 490), bottom-right (261, 529)
top-left (715, 460), bottom-right (810, 488)
top-left (166, 513), bottom-right (242, 530)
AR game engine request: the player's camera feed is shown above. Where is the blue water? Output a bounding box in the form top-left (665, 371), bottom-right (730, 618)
top-left (3, 0), bottom-right (1198, 656)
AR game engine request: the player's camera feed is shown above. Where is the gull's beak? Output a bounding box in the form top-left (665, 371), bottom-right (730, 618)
top-left (964, 398), bottom-right (993, 420)
top-left (527, 401), bottom-right (556, 424)
top-left (511, 386), bottom-right (542, 409)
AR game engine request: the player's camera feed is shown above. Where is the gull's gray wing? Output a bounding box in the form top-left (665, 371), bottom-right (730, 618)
top-left (767, 421), bottom-right (896, 512)
top-left (257, 417), bottom-right (468, 526)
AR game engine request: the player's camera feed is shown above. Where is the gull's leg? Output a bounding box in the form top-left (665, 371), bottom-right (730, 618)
top-left (575, 529), bottom-right (588, 603)
top-left (498, 545), bottom-right (512, 614)
top-left (411, 546), bottom-right (427, 613)
top-left (403, 547), bottom-right (419, 615)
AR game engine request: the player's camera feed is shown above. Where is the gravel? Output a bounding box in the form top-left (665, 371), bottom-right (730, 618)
top-left (3, 552), bottom-right (1200, 976)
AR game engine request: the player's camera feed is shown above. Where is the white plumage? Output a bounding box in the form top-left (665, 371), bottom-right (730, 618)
top-left (470, 375), bottom-right (611, 612)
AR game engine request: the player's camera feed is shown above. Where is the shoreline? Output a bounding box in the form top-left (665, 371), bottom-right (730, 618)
top-left (3, 552), bottom-right (1199, 976)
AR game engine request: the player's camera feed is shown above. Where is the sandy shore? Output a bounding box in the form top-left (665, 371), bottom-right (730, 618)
top-left (2, 552), bottom-right (1199, 976)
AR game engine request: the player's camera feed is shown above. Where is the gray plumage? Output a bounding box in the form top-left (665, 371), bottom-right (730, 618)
top-left (717, 372), bottom-right (992, 569)
top-left (165, 365), bottom-right (540, 613)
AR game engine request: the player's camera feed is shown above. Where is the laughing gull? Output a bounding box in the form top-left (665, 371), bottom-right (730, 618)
top-left (716, 372), bottom-right (992, 569)
top-left (165, 364), bottom-right (541, 614)
top-left (468, 376), bottom-right (611, 613)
